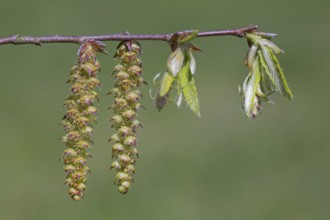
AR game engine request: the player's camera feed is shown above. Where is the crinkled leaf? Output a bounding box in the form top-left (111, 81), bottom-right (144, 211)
top-left (261, 46), bottom-right (293, 100)
top-left (259, 60), bottom-right (274, 95)
top-left (260, 46), bottom-right (282, 91)
top-left (269, 50), bottom-right (294, 100)
top-left (176, 54), bottom-right (200, 117)
top-left (258, 50), bottom-right (276, 89)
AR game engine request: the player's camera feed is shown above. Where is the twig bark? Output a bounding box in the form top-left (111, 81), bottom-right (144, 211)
top-left (0, 25), bottom-right (258, 46)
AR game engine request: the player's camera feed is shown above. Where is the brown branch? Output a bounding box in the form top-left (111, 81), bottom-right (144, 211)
top-left (0, 24), bottom-right (258, 46)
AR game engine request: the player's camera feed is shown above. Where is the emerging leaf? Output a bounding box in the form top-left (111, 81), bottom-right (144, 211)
top-left (260, 46), bottom-right (293, 99)
top-left (153, 31), bottom-right (201, 116)
top-left (167, 47), bottom-right (185, 77)
top-left (268, 49), bottom-right (293, 100)
top-left (246, 44), bottom-right (258, 70)
top-left (243, 60), bottom-right (262, 118)
top-left (240, 32), bottom-right (293, 118)
top-left (176, 52), bottom-right (200, 117)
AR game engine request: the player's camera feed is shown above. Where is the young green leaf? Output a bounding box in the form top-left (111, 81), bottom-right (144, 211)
top-left (269, 50), bottom-right (293, 100)
top-left (167, 47), bottom-right (185, 77)
top-left (243, 60), bottom-right (261, 118)
top-left (260, 46), bottom-right (293, 99)
top-left (176, 59), bottom-right (200, 117)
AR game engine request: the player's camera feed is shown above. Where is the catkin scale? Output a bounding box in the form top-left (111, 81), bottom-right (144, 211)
top-left (109, 40), bottom-right (144, 194)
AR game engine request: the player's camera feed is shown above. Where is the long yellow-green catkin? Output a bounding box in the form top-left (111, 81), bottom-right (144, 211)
top-left (109, 40), bottom-right (144, 194)
top-left (61, 40), bottom-right (106, 200)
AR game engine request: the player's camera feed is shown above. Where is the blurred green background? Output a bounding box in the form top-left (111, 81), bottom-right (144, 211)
top-left (0, 0), bottom-right (329, 219)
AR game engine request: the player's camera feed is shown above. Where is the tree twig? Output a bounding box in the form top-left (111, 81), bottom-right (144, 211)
top-left (0, 25), bottom-right (258, 46)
